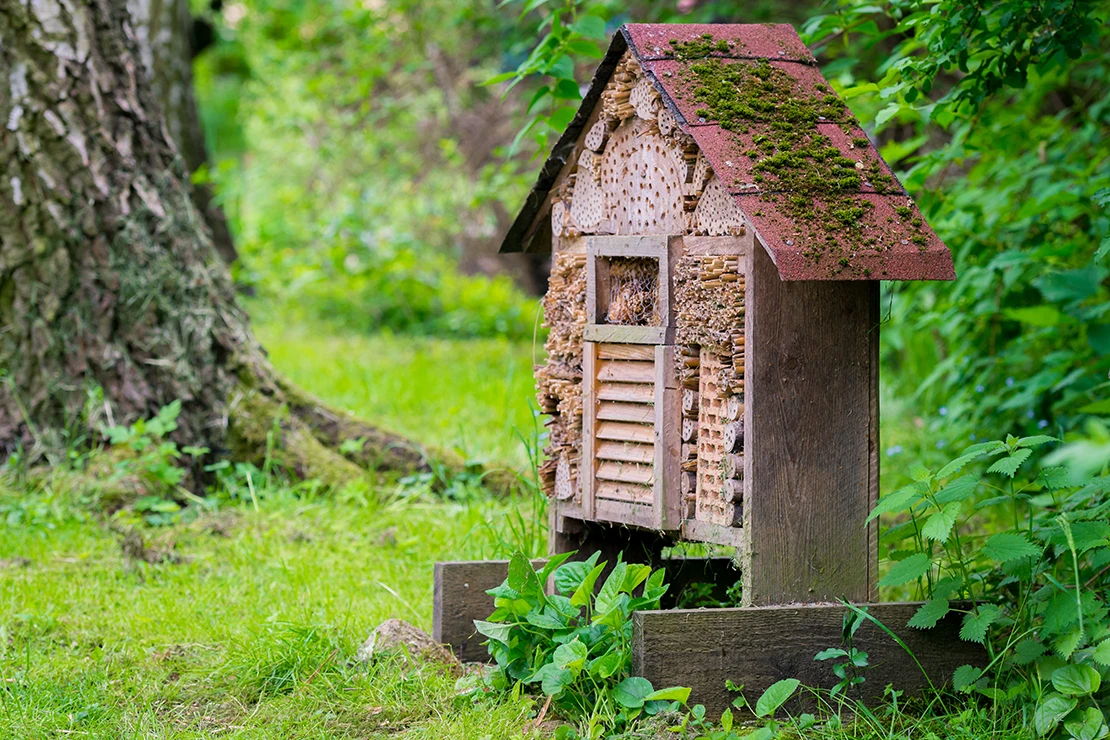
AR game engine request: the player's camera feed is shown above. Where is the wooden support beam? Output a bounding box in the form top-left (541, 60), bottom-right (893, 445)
top-left (632, 602), bottom-right (984, 718)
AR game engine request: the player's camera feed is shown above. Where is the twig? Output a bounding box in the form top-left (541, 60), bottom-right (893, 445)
top-left (303, 648), bottom-right (339, 687)
top-left (530, 693), bottom-right (553, 731)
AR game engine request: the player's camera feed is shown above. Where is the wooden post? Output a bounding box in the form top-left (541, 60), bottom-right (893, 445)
top-left (742, 243), bottom-right (879, 605)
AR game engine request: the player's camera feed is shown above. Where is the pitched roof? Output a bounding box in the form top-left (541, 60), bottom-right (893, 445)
top-left (499, 23), bottom-right (955, 282)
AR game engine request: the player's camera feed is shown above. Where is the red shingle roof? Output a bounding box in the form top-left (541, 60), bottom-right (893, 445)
top-left (499, 23), bottom-right (955, 282)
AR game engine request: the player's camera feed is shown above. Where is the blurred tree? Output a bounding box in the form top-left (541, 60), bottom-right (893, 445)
top-left (0, 0), bottom-right (448, 485)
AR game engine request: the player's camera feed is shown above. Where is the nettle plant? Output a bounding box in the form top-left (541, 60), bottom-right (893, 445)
top-left (473, 551), bottom-right (689, 734)
top-left (873, 434), bottom-right (1110, 738)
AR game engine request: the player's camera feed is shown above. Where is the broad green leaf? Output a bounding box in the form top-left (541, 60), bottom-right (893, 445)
top-left (937, 451), bottom-right (988, 479)
top-left (935, 475), bottom-right (980, 504)
top-left (570, 14), bottom-right (607, 40)
top-left (1013, 638), bottom-right (1047, 665)
top-left (1064, 707), bottom-right (1108, 740)
top-left (922, 502), bottom-right (961, 542)
top-left (620, 563), bottom-right (652, 594)
top-left (613, 676), bottom-right (654, 708)
top-left (814, 648), bottom-right (848, 660)
top-left (482, 71), bottom-right (518, 86)
top-left (960, 605), bottom-right (1002, 644)
top-left (554, 554), bottom-right (597, 595)
top-left (875, 102), bottom-right (901, 125)
top-left (540, 665), bottom-right (573, 697)
top-left (1052, 664), bottom-right (1101, 696)
top-left (987, 448), bottom-right (1032, 478)
top-left (953, 664), bottom-right (983, 692)
top-left (720, 707), bottom-right (733, 732)
top-left (1034, 693), bottom-right (1078, 736)
top-left (755, 678), bottom-right (799, 717)
top-left (473, 620), bottom-right (513, 644)
top-left (1055, 630), bottom-right (1083, 660)
top-left (570, 562), bottom-right (605, 607)
top-left (587, 650), bottom-right (622, 679)
top-left (908, 597), bottom-right (951, 629)
top-left (553, 78), bottom-right (581, 100)
top-left (867, 482), bottom-right (924, 523)
top-left (982, 532), bottom-right (1042, 563)
top-left (508, 551), bottom-right (542, 599)
top-left (1015, 435), bottom-right (1058, 449)
top-left (552, 639), bottom-right (588, 673)
top-left (1092, 639), bottom-right (1110, 666)
top-left (538, 552), bottom-right (574, 586)
top-left (595, 562), bottom-right (627, 614)
top-left (1004, 305), bottom-right (1061, 327)
top-left (644, 686), bottom-right (691, 704)
top-left (546, 106), bottom-right (577, 131)
top-left (546, 55), bottom-right (574, 80)
top-left (879, 553), bottom-right (932, 588)
top-left (525, 609), bottom-right (565, 630)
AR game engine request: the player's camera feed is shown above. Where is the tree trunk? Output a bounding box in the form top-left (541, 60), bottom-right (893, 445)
top-left (0, 0), bottom-right (442, 487)
top-left (128, 0), bottom-right (237, 263)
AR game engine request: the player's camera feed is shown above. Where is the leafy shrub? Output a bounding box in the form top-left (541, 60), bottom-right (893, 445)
top-left (874, 433), bottom-right (1110, 737)
top-left (472, 551), bottom-right (686, 731)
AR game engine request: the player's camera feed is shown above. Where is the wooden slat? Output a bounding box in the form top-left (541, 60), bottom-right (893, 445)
top-left (596, 498), bottom-right (656, 529)
top-left (597, 343), bottom-right (655, 361)
top-left (597, 461), bottom-right (654, 485)
top-left (589, 235), bottom-right (667, 257)
top-left (597, 402), bottom-right (654, 424)
top-left (682, 519), bottom-right (745, 548)
top-left (582, 342), bottom-right (598, 519)
top-left (632, 603), bottom-right (984, 719)
top-left (596, 421), bottom-right (655, 444)
top-left (597, 360), bottom-right (655, 384)
top-left (596, 441), bottom-right (654, 464)
top-left (596, 482), bottom-right (653, 504)
top-left (584, 325), bottom-right (666, 345)
top-left (681, 234), bottom-right (752, 257)
top-left (597, 382), bottom-right (655, 403)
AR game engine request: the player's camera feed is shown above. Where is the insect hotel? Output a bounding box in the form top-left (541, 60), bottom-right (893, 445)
top-left (436, 23), bottom-right (976, 712)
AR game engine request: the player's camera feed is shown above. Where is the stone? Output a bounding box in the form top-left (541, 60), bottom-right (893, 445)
top-left (357, 618), bottom-right (461, 673)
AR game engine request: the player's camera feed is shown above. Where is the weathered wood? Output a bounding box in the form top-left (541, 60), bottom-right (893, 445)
top-left (597, 462), bottom-right (654, 485)
top-left (596, 440), bottom-right (655, 464)
top-left (597, 360), bottom-right (655, 384)
top-left (681, 234), bottom-right (752, 257)
top-left (723, 478), bottom-right (743, 503)
top-left (655, 343), bottom-right (682, 529)
top-left (722, 421), bottom-right (743, 453)
top-left (681, 519), bottom-right (746, 549)
top-left (682, 388), bottom-right (699, 416)
top-left (433, 559), bottom-right (544, 662)
top-left (596, 421), bottom-right (655, 444)
top-left (589, 235), bottom-right (668, 257)
top-left (596, 480), bottom-right (654, 503)
top-left (742, 243), bottom-right (878, 605)
top-left (598, 343), bottom-right (655, 361)
top-left (582, 341), bottom-right (598, 519)
top-left (681, 418), bottom-right (698, 442)
top-left (597, 383), bottom-right (655, 403)
top-left (597, 402), bottom-right (655, 424)
top-left (725, 395), bottom-right (743, 421)
top-left (584, 324), bottom-right (668, 345)
top-left (632, 603), bottom-right (984, 718)
top-left (596, 498), bottom-right (656, 528)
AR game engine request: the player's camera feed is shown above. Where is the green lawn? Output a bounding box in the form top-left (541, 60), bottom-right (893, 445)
top-left (255, 322), bottom-right (540, 468)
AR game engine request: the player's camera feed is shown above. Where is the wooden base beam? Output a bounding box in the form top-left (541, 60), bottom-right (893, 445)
top-left (632, 602), bottom-right (983, 717)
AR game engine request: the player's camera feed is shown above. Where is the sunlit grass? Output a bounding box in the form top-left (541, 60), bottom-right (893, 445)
top-left (254, 319), bottom-right (540, 468)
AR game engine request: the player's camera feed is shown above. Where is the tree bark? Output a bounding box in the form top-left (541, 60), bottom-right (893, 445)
top-left (128, 0), bottom-right (237, 263)
top-left (0, 0), bottom-right (435, 486)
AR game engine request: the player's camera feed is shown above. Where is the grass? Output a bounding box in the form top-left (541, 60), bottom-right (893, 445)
top-left (254, 320), bottom-right (540, 468)
top-left (0, 483), bottom-right (547, 738)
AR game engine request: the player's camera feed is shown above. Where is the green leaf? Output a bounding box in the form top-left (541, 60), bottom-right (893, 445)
top-left (570, 14), bottom-right (607, 40)
top-left (552, 639), bottom-right (588, 673)
top-left (1015, 435), bottom-right (1058, 449)
top-left (987, 448), bottom-right (1032, 478)
top-left (508, 551), bottom-right (542, 598)
top-left (1013, 639), bottom-right (1047, 665)
top-left (587, 650), bottom-right (622, 679)
top-left (960, 605), bottom-right (1002, 644)
top-left (1035, 693), bottom-right (1078, 736)
top-left (554, 554), bottom-right (597, 595)
top-left (755, 678), bottom-right (799, 717)
top-left (546, 106), bottom-right (577, 131)
top-left (1052, 664), bottom-right (1101, 696)
top-left (537, 552), bottom-right (574, 587)
top-left (1065, 707), bottom-right (1108, 740)
top-left (982, 532), bottom-right (1042, 563)
top-left (570, 562), bottom-right (605, 607)
top-left (644, 686), bottom-right (691, 704)
top-left (879, 553), bottom-right (932, 588)
top-left (540, 665), bottom-right (574, 697)
top-left (553, 78), bottom-right (581, 100)
top-left (482, 71), bottom-right (518, 86)
top-left (875, 102), bottom-right (901, 125)
top-left (867, 482), bottom-right (924, 523)
top-left (935, 475), bottom-right (980, 504)
top-left (953, 664), bottom-right (983, 692)
top-left (595, 562), bottom-right (627, 614)
top-left (922, 502), bottom-right (962, 543)
top-left (1092, 639), bottom-right (1110, 666)
top-left (937, 449), bottom-right (992, 479)
top-left (473, 620), bottom-right (512, 644)
top-left (1097, 235), bottom-right (1110, 264)
top-left (908, 597), bottom-right (951, 629)
top-left (546, 55), bottom-right (574, 80)
top-left (814, 648), bottom-right (849, 661)
top-left (1004, 305), bottom-right (1061, 327)
top-left (613, 676), bottom-right (654, 708)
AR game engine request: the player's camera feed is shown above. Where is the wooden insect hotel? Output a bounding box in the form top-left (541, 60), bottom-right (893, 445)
top-left (436, 24), bottom-right (975, 712)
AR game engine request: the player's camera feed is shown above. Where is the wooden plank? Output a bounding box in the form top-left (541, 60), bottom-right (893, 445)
top-left (556, 235), bottom-right (588, 255)
top-left (655, 344), bottom-right (682, 529)
top-left (632, 602), bottom-right (985, 718)
top-left (681, 233), bottom-right (752, 257)
top-left (595, 498), bottom-right (656, 528)
top-left (743, 242), bottom-right (877, 605)
top-left (584, 325), bottom-right (667, 345)
top-left (596, 480), bottom-right (654, 502)
top-left (681, 518), bottom-right (745, 548)
top-left (589, 235), bottom-right (667, 257)
top-left (597, 383), bottom-right (655, 403)
top-left (433, 559), bottom-right (544, 662)
top-left (597, 402), bottom-right (654, 424)
top-left (597, 462), bottom-right (654, 485)
top-left (868, 282), bottom-right (880, 602)
top-left (596, 441), bottom-right (655, 464)
top-left (596, 360), bottom-right (655, 384)
top-left (582, 342), bottom-right (598, 519)
top-left (597, 343), bottom-right (655, 361)
top-left (596, 421), bottom-right (655, 444)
